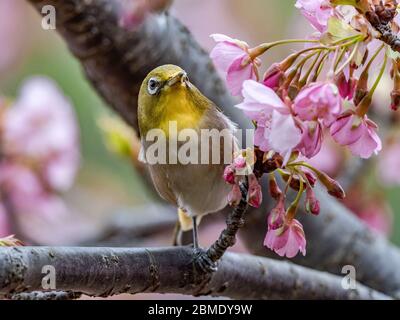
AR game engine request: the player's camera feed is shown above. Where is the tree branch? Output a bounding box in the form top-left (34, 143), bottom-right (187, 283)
top-left (25, 0), bottom-right (400, 297)
top-left (0, 246), bottom-right (390, 300)
top-left (9, 291), bottom-right (81, 300)
top-left (206, 181), bottom-right (248, 264)
top-left (365, 5), bottom-right (400, 52)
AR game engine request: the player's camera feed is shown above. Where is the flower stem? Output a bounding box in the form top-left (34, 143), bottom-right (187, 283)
top-left (313, 52), bottom-right (330, 81)
top-left (251, 36), bottom-right (362, 59)
top-left (257, 39), bottom-right (320, 51)
top-left (369, 48), bottom-right (388, 96)
top-left (286, 173), bottom-right (304, 220)
top-left (366, 44), bottom-right (385, 69)
top-left (300, 51), bottom-right (322, 87)
top-left (335, 42), bottom-right (360, 75)
top-left (357, 47), bottom-right (388, 116)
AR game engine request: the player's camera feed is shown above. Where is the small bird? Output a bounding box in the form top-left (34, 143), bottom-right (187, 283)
top-left (138, 65), bottom-right (238, 264)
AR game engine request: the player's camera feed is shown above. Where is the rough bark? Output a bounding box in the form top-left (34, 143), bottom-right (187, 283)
top-left (0, 246), bottom-right (390, 300)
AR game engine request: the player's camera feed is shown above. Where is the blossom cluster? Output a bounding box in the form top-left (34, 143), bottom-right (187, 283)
top-left (0, 77), bottom-right (80, 243)
top-left (212, 0), bottom-right (400, 258)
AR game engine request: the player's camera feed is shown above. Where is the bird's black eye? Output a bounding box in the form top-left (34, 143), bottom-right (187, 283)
top-left (147, 78), bottom-right (160, 95)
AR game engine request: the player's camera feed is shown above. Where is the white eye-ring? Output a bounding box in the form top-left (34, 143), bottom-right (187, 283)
top-left (147, 77), bottom-right (160, 95)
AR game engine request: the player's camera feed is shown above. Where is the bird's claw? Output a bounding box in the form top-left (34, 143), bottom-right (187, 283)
top-left (192, 248), bottom-right (218, 273)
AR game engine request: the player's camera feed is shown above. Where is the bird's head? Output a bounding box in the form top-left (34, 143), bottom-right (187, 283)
top-left (138, 65), bottom-right (210, 136)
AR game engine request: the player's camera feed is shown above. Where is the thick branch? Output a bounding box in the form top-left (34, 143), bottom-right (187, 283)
top-left (10, 291), bottom-right (81, 300)
top-left (26, 0), bottom-right (400, 297)
top-left (0, 246), bottom-right (390, 300)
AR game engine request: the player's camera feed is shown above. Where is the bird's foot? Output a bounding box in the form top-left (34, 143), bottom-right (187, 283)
top-left (192, 247), bottom-right (218, 273)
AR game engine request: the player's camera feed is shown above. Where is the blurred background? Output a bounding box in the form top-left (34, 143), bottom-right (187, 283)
top-left (0, 0), bottom-right (399, 298)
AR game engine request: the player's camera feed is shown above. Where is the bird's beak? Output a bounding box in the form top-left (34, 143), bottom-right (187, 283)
top-left (167, 71), bottom-right (188, 87)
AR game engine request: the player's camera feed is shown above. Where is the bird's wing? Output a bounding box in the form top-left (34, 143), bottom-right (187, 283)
top-left (148, 165), bottom-right (178, 206)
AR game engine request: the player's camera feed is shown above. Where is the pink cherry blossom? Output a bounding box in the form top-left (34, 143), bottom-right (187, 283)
top-left (236, 80), bottom-right (302, 162)
top-left (295, 0), bottom-right (334, 33)
top-left (330, 113), bottom-right (382, 159)
top-left (296, 121), bottom-right (323, 158)
top-left (0, 163), bottom-right (68, 221)
top-left (378, 142), bottom-right (400, 186)
top-left (264, 196), bottom-right (306, 258)
top-left (236, 80), bottom-right (286, 119)
top-left (294, 82), bottom-right (342, 127)
top-left (210, 34), bottom-right (259, 96)
top-left (264, 217), bottom-right (307, 258)
top-left (2, 77), bottom-right (80, 192)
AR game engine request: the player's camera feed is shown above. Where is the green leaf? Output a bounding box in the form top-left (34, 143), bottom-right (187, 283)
top-left (327, 17), bottom-right (360, 41)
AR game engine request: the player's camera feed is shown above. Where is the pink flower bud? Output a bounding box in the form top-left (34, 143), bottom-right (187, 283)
top-left (304, 171), bottom-right (317, 187)
top-left (391, 90), bottom-right (400, 111)
top-left (248, 174), bottom-right (262, 208)
top-left (263, 64), bottom-right (285, 91)
top-left (267, 196), bottom-right (286, 230)
top-left (296, 121), bottom-right (323, 159)
top-left (233, 155), bottom-right (247, 169)
top-left (316, 170), bottom-right (346, 200)
top-left (223, 165), bottom-right (235, 185)
top-left (294, 82), bottom-right (342, 127)
top-left (305, 187), bottom-right (320, 215)
top-left (228, 184), bottom-right (242, 206)
top-left (330, 113), bottom-right (382, 159)
top-left (268, 174), bottom-right (282, 200)
top-left (336, 71), bottom-right (357, 100)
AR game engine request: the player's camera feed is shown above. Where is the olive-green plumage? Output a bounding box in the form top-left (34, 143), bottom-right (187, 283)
top-left (138, 65), bottom-right (237, 237)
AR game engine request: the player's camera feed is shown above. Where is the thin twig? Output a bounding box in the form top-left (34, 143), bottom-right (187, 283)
top-left (207, 181), bottom-right (248, 263)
